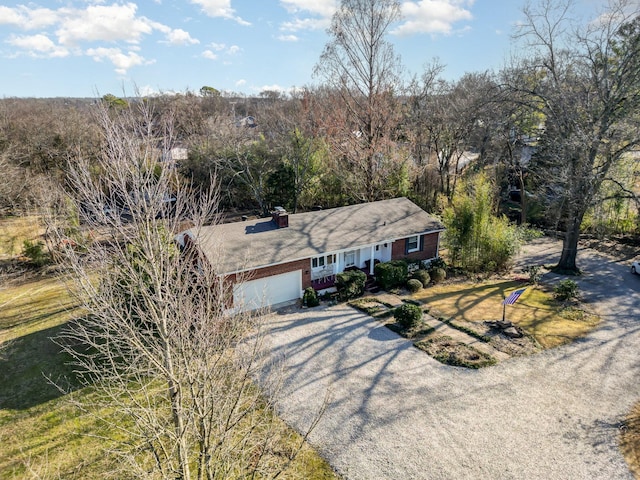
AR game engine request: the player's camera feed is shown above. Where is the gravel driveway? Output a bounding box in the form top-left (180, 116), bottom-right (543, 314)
top-left (263, 238), bottom-right (640, 479)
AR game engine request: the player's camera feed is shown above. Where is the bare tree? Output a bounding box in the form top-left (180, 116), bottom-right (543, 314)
top-left (512, 0), bottom-right (640, 271)
top-left (314, 0), bottom-right (406, 202)
top-left (51, 100), bottom-right (321, 479)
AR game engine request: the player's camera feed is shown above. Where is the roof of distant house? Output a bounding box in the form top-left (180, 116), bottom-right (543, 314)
top-left (187, 197), bottom-right (444, 274)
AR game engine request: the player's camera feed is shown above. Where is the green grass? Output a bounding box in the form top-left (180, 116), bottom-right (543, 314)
top-left (0, 276), bottom-right (81, 342)
top-left (411, 280), bottom-right (599, 349)
top-left (0, 275), bottom-right (339, 479)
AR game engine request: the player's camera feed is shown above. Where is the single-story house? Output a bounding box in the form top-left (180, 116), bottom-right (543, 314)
top-left (181, 197), bottom-right (444, 311)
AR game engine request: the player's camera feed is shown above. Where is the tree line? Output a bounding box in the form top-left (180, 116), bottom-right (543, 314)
top-left (2, 1), bottom-right (638, 274)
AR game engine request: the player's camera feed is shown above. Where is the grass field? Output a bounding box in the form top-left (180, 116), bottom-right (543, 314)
top-left (0, 216), bottom-right (45, 258)
top-left (411, 279), bottom-right (600, 349)
top-left (0, 275), bottom-right (338, 479)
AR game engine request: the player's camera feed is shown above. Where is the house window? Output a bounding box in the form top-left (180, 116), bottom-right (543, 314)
top-left (407, 235), bottom-right (420, 253)
top-left (344, 251), bottom-right (356, 267)
top-left (312, 256), bottom-right (326, 268)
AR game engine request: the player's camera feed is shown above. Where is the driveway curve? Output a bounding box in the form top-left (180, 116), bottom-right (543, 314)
top-left (263, 238), bottom-right (640, 479)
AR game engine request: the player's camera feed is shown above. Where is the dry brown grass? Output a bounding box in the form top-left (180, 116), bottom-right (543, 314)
top-left (0, 215), bottom-right (45, 258)
top-left (412, 279), bottom-right (599, 349)
top-left (621, 403), bottom-right (640, 479)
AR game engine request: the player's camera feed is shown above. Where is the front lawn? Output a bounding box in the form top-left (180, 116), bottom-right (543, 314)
top-left (411, 279), bottom-right (599, 349)
top-left (0, 275), bottom-right (338, 479)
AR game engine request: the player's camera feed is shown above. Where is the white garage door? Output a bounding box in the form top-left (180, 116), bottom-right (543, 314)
top-left (233, 270), bottom-right (302, 311)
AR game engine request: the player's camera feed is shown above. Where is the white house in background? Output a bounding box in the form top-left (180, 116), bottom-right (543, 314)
top-left (162, 146), bottom-right (188, 164)
top-left (181, 197), bottom-right (444, 311)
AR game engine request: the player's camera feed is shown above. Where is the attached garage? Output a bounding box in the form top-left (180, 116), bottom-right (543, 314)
top-left (233, 269), bottom-right (302, 311)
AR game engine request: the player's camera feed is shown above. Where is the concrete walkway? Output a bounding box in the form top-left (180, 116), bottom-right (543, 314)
top-left (263, 238), bottom-right (640, 479)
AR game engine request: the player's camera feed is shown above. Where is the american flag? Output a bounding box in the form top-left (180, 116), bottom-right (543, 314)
top-left (503, 288), bottom-right (526, 305)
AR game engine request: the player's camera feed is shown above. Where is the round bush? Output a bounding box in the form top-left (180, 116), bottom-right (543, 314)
top-left (303, 286), bottom-right (320, 307)
top-left (412, 269), bottom-right (431, 287)
top-left (394, 303), bottom-right (423, 329)
top-left (430, 267), bottom-right (447, 284)
top-left (406, 278), bottom-right (423, 293)
top-left (554, 279), bottom-right (579, 301)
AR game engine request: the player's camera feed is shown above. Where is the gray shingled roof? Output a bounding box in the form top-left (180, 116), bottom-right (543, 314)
top-left (191, 197), bottom-right (444, 274)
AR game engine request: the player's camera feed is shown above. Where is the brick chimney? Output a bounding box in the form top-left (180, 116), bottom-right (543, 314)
top-left (271, 206), bottom-right (289, 228)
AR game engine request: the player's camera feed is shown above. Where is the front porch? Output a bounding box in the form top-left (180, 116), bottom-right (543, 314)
top-left (311, 263), bottom-right (379, 293)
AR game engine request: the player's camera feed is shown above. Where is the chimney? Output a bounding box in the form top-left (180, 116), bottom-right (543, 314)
top-left (271, 206), bottom-right (289, 228)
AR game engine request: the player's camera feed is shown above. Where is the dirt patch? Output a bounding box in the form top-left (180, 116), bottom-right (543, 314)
top-left (415, 335), bottom-right (497, 369)
top-left (582, 235), bottom-right (640, 263)
top-left (448, 318), bottom-right (542, 357)
top-left (621, 403), bottom-right (640, 479)
top-left (349, 297), bottom-right (397, 319)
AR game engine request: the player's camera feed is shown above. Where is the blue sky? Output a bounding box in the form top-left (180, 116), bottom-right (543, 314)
top-left (0, 0), bottom-right (607, 98)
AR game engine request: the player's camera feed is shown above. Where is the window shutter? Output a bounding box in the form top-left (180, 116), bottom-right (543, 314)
top-left (419, 235), bottom-right (424, 251)
top-left (404, 238), bottom-right (409, 255)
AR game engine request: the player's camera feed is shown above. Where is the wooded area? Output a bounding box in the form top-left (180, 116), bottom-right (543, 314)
top-left (1, 0), bottom-right (638, 273)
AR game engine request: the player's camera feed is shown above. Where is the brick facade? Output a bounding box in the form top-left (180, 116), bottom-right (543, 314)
top-left (230, 258), bottom-right (312, 289)
top-left (391, 233), bottom-right (439, 262)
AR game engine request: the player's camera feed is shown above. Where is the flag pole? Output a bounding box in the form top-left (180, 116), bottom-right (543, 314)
top-left (502, 294), bottom-right (507, 323)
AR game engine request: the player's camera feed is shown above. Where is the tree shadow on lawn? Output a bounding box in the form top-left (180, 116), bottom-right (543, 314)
top-left (0, 322), bottom-right (81, 410)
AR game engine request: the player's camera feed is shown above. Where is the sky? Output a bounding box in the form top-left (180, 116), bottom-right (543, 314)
top-left (0, 0), bottom-right (611, 98)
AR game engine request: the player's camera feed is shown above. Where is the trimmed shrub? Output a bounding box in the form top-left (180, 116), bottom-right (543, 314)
top-left (406, 278), bottom-right (423, 293)
top-left (554, 279), bottom-right (579, 301)
top-left (21, 240), bottom-right (50, 267)
top-left (335, 270), bottom-right (366, 301)
top-left (394, 303), bottom-right (423, 329)
top-left (412, 269), bottom-right (431, 287)
top-left (428, 257), bottom-right (447, 271)
top-left (374, 260), bottom-right (408, 290)
top-left (430, 267), bottom-right (447, 284)
top-left (303, 287), bottom-right (320, 307)
top-left (522, 265), bottom-right (542, 285)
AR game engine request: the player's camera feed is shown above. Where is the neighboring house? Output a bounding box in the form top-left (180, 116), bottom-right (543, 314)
top-left (160, 146), bottom-right (188, 168)
top-left (181, 197), bottom-right (444, 311)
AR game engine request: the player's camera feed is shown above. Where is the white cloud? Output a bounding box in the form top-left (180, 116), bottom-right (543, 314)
top-left (279, 0), bottom-right (337, 17)
top-left (85, 47), bottom-right (151, 75)
top-left (202, 50), bottom-right (218, 60)
top-left (0, 3), bottom-right (203, 74)
top-left (138, 84), bottom-right (161, 96)
top-left (278, 34), bottom-right (299, 42)
top-left (7, 34), bottom-right (69, 57)
top-left (280, 17), bottom-right (328, 32)
top-left (0, 5), bottom-right (59, 30)
top-left (255, 84), bottom-right (287, 93)
top-left (56, 3), bottom-right (153, 46)
top-left (235, 79), bottom-right (247, 87)
top-left (394, 0), bottom-right (474, 36)
top-left (164, 29), bottom-right (199, 46)
top-left (190, 0), bottom-right (250, 25)
top-left (279, 0), bottom-right (334, 32)
top-left (202, 43), bottom-right (240, 60)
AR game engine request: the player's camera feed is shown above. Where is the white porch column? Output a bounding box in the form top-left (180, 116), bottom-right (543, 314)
top-left (369, 245), bottom-right (375, 274)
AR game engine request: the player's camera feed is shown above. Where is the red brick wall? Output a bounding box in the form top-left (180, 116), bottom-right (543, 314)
top-left (229, 258), bottom-right (311, 289)
top-left (391, 233), bottom-right (440, 261)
